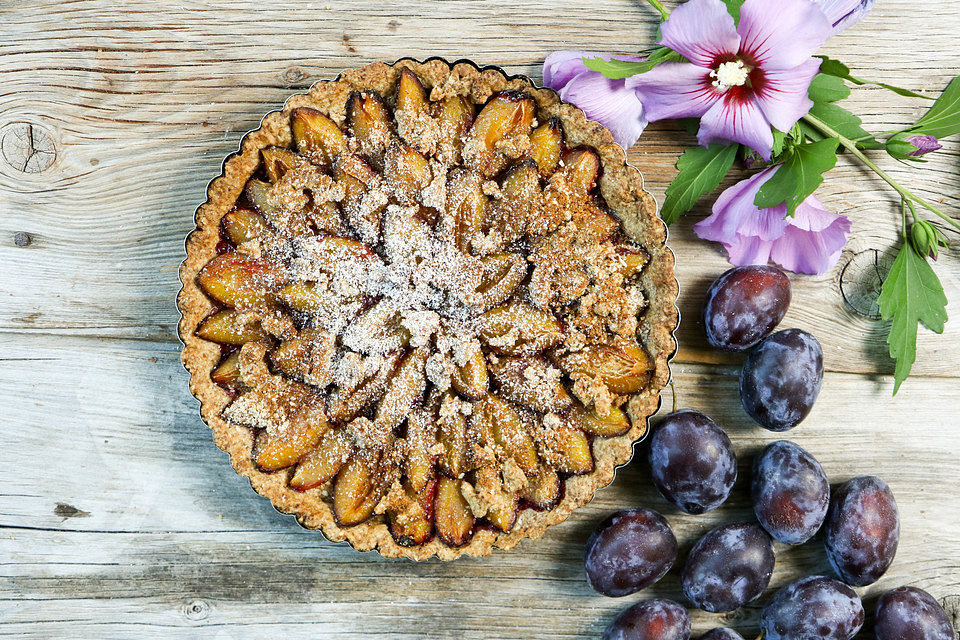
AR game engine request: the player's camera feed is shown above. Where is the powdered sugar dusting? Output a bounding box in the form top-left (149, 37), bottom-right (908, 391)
top-left (201, 68), bottom-right (660, 542)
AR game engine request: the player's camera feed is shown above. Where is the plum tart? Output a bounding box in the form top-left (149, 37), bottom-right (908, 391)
top-left (178, 59), bottom-right (678, 560)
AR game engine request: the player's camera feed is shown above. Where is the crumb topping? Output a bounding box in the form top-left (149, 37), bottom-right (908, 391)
top-left (194, 64), bottom-right (660, 549)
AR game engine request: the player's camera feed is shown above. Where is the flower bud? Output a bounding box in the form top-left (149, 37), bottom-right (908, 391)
top-left (910, 220), bottom-right (947, 260)
top-left (906, 135), bottom-right (943, 157)
top-left (886, 133), bottom-right (942, 161)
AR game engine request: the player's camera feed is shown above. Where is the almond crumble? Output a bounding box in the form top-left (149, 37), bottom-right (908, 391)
top-left (179, 59), bottom-right (676, 561)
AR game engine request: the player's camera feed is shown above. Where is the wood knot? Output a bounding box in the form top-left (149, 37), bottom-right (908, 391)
top-left (54, 502), bottom-right (90, 519)
top-left (280, 66), bottom-right (307, 86)
top-left (940, 594), bottom-right (960, 627)
top-left (1, 122), bottom-right (56, 173)
top-left (839, 249), bottom-right (892, 320)
top-left (182, 599), bottom-right (210, 621)
top-left (341, 33), bottom-right (357, 54)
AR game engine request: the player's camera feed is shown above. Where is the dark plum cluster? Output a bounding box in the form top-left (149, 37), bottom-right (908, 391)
top-left (586, 265), bottom-right (949, 640)
top-left (704, 265), bottom-right (823, 432)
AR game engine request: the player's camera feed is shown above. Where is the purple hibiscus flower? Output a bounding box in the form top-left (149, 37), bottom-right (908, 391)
top-left (693, 166), bottom-right (853, 274)
top-left (627, 0), bottom-right (833, 160)
top-left (542, 51), bottom-right (648, 149)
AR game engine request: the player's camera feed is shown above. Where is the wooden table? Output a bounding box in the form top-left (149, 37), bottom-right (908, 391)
top-left (2, 1), bottom-right (959, 637)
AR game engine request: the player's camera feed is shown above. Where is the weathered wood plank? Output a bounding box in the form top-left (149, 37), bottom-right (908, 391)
top-left (0, 527), bottom-right (956, 639)
top-left (0, 333), bottom-right (958, 638)
top-left (2, 1), bottom-right (960, 638)
top-left (3, 333), bottom-right (959, 535)
top-left (0, 0), bottom-right (959, 377)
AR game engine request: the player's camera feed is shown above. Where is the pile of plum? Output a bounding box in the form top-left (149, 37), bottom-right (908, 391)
top-left (587, 266), bottom-right (954, 640)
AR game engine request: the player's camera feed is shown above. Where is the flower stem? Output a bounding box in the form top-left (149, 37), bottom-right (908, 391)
top-left (900, 199), bottom-right (909, 239)
top-left (645, 0), bottom-right (671, 21)
top-left (801, 113), bottom-right (960, 232)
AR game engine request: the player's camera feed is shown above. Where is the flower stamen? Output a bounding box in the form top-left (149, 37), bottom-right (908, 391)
top-left (710, 60), bottom-right (750, 91)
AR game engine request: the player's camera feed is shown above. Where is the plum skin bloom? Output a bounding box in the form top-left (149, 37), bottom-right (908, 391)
top-left (693, 166), bottom-right (852, 275)
top-left (627, 0), bottom-right (832, 160)
top-left (542, 51), bottom-right (648, 150)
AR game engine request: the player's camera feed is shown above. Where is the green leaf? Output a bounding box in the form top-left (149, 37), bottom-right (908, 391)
top-left (797, 120), bottom-right (825, 143)
top-left (680, 118), bottom-right (700, 135)
top-left (583, 47), bottom-right (683, 79)
top-left (877, 241), bottom-right (948, 394)
top-left (754, 139), bottom-right (839, 215)
top-left (816, 56), bottom-right (857, 81)
top-left (582, 58), bottom-right (649, 80)
top-left (907, 74), bottom-right (960, 139)
top-left (808, 102), bottom-right (879, 147)
top-left (771, 129), bottom-right (787, 157)
top-left (808, 73), bottom-right (850, 104)
top-left (660, 144), bottom-right (738, 226)
top-left (816, 55), bottom-right (934, 100)
top-left (722, 0), bottom-right (745, 23)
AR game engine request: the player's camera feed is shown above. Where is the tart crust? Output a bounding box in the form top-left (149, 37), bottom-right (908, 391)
top-left (177, 58), bottom-right (679, 560)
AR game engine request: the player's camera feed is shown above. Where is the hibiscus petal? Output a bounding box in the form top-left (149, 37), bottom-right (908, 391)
top-left (815, 0), bottom-right (875, 35)
top-left (693, 174), bottom-right (760, 244)
top-left (698, 95), bottom-right (775, 159)
top-left (559, 72), bottom-right (648, 149)
top-left (768, 194), bottom-right (852, 273)
top-left (627, 62), bottom-right (720, 122)
top-left (725, 235), bottom-right (776, 267)
top-left (659, 0), bottom-right (741, 67)
top-left (786, 193), bottom-right (847, 232)
top-left (754, 58), bottom-right (821, 133)
top-left (738, 0), bottom-right (832, 70)
top-left (770, 216), bottom-right (852, 274)
top-left (738, 204), bottom-right (792, 241)
top-left (694, 204), bottom-right (743, 245)
top-left (543, 50), bottom-right (645, 90)
top-left (543, 50), bottom-right (591, 89)
top-left (693, 167), bottom-right (789, 246)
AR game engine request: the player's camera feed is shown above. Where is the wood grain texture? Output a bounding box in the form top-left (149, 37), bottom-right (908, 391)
top-left (1, 0), bottom-right (959, 637)
top-left (0, 0), bottom-right (958, 374)
top-left (2, 334), bottom-right (959, 638)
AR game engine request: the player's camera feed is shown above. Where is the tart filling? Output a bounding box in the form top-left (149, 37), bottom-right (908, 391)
top-left (178, 59), bottom-right (677, 560)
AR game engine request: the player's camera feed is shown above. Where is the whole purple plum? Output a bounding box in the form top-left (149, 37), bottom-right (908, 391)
top-left (824, 475), bottom-right (900, 586)
top-left (752, 440), bottom-right (829, 544)
top-left (760, 575), bottom-right (864, 640)
top-left (648, 410), bottom-right (737, 514)
top-left (585, 508), bottom-right (678, 597)
top-left (681, 522), bottom-right (775, 613)
top-left (703, 265), bottom-right (791, 351)
top-left (876, 586), bottom-right (955, 640)
top-left (739, 328), bottom-right (823, 431)
top-left (603, 599), bottom-right (691, 640)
